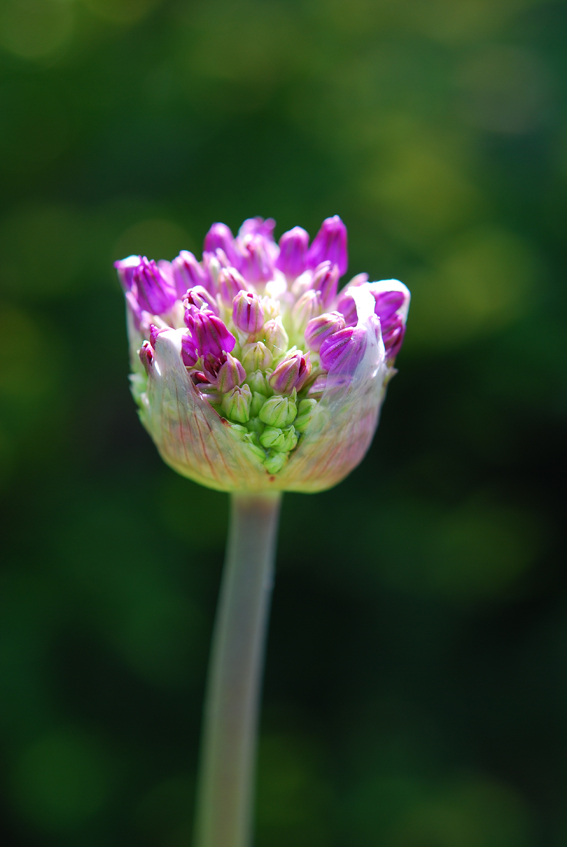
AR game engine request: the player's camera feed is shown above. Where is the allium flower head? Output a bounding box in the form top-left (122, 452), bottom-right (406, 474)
top-left (118, 216), bottom-right (410, 493)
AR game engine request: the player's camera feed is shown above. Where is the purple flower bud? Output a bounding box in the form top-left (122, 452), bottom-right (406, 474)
top-left (172, 250), bottom-right (209, 298)
top-left (311, 261), bottom-right (340, 308)
top-left (381, 314), bottom-right (406, 358)
top-left (181, 334), bottom-right (199, 367)
top-left (115, 255), bottom-right (141, 291)
top-left (139, 340), bottom-right (153, 373)
top-left (203, 248), bottom-right (232, 284)
top-left (217, 352), bottom-right (246, 393)
top-left (158, 259), bottom-right (175, 288)
top-left (275, 226), bottom-right (309, 278)
top-left (320, 326), bottom-right (367, 374)
top-left (306, 215), bottom-right (348, 276)
top-left (269, 351), bottom-right (312, 395)
top-left (292, 290), bottom-right (322, 331)
top-left (232, 290), bottom-right (265, 334)
top-left (204, 223), bottom-right (238, 266)
top-left (202, 352), bottom-right (226, 383)
top-left (218, 267), bottom-right (249, 303)
top-left (186, 312), bottom-right (236, 358)
top-left (239, 217), bottom-right (276, 240)
top-left (238, 234), bottom-right (274, 284)
top-left (371, 289), bottom-right (406, 321)
top-left (304, 311), bottom-right (346, 352)
top-left (335, 289), bottom-right (357, 327)
top-left (132, 258), bottom-right (177, 316)
top-left (183, 285), bottom-right (219, 316)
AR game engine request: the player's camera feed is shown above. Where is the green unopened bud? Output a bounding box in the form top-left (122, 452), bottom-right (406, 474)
top-left (222, 384), bottom-right (252, 423)
top-left (246, 416), bottom-right (265, 435)
top-left (243, 440), bottom-right (266, 462)
top-left (243, 430), bottom-right (261, 446)
top-left (264, 317), bottom-right (289, 358)
top-left (294, 398), bottom-right (317, 432)
top-left (264, 450), bottom-right (289, 475)
top-left (241, 341), bottom-right (272, 372)
top-left (260, 426), bottom-right (284, 450)
top-left (258, 394), bottom-right (297, 427)
top-left (229, 424), bottom-right (248, 439)
top-left (246, 369), bottom-right (271, 394)
top-left (251, 391), bottom-right (268, 416)
top-left (278, 426), bottom-right (298, 452)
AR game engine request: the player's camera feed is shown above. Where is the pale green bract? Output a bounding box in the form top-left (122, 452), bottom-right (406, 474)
top-left (131, 286), bottom-right (389, 493)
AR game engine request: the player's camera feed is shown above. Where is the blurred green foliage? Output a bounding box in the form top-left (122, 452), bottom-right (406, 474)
top-left (1, 0), bottom-right (566, 844)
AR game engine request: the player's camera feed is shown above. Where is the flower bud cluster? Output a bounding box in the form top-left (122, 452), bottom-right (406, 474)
top-left (118, 216), bottom-right (410, 490)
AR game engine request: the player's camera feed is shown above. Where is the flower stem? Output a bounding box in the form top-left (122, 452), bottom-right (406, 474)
top-left (193, 492), bottom-right (282, 847)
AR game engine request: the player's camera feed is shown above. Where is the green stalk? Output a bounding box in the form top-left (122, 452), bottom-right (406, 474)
top-left (193, 492), bottom-right (282, 847)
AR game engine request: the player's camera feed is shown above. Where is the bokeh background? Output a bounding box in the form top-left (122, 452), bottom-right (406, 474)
top-left (1, 0), bottom-right (566, 844)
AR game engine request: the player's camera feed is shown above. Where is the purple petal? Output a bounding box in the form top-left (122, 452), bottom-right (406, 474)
top-left (115, 255), bottom-right (142, 291)
top-left (133, 258), bottom-right (177, 316)
top-left (275, 226), bottom-right (309, 277)
top-left (306, 216), bottom-right (348, 276)
top-left (204, 223), bottom-right (238, 266)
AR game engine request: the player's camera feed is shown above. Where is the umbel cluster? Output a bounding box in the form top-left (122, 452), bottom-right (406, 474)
top-left (116, 216), bottom-right (410, 493)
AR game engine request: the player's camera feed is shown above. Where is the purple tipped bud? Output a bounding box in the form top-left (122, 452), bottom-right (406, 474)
top-left (217, 352), bottom-right (246, 393)
top-left (239, 217), bottom-right (276, 240)
top-left (311, 261), bottom-right (340, 308)
top-left (232, 290), bottom-right (265, 334)
top-left (204, 223), bottom-right (238, 266)
top-left (306, 215), bottom-right (348, 276)
top-left (132, 258), bottom-right (177, 316)
top-left (218, 267), bottom-right (249, 303)
top-left (238, 234), bottom-right (274, 284)
top-left (181, 334), bottom-right (199, 367)
top-left (183, 285), bottom-right (219, 316)
top-left (320, 326), bottom-right (366, 374)
top-left (304, 311), bottom-right (346, 352)
top-left (269, 351), bottom-right (312, 395)
top-left (292, 290), bottom-right (323, 331)
top-left (172, 251), bottom-right (209, 297)
top-left (139, 341), bottom-right (153, 373)
top-left (115, 255), bottom-right (141, 291)
top-left (335, 289), bottom-right (358, 327)
top-left (276, 226), bottom-right (309, 278)
top-left (149, 324), bottom-right (164, 348)
top-left (186, 312), bottom-right (236, 358)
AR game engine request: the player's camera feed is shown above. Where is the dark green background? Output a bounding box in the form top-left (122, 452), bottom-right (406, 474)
top-left (1, 0), bottom-right (566, 844)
